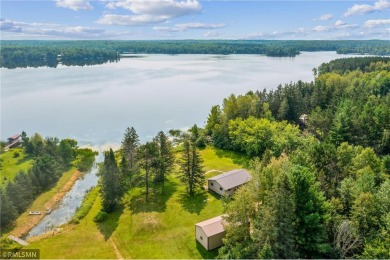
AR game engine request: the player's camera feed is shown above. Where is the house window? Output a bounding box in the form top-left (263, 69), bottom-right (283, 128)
top-left (200, 236), bottom-right (203, 240)
top-left (220, 187), bottom-right (223, 191)
top-left (211, 183), bottom-right (213, 186)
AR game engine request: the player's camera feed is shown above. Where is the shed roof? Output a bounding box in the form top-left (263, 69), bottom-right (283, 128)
top-left (208, 169), bottom-right (251, 190)
top-left (195, 215), bottom-right (225, 237)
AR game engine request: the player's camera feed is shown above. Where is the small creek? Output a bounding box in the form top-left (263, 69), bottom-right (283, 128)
top-left (25, 154), bottom-right (102, 239)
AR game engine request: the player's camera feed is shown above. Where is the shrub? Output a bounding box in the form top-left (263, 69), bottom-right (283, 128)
top-left (13, 151), bottom-right (20, 158)
top-left (93, 211), bottom-right (108, 222)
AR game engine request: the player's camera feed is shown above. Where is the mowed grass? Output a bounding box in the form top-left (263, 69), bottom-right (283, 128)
top-left (26, 196), bottom-right (117, 259)
top-left (26, 147), bottom-right (248, 259)
top-left (0, 147), bottom-right (33, 188)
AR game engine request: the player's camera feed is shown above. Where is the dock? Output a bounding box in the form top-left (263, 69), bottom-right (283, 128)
top-left (8, 235), bottom-right (29, 246)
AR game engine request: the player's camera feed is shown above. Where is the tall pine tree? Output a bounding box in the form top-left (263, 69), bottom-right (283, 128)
top-left (100, 149), bottom-right (122, 212)
top-left (179, 140), bottom-right (205, 196)
top-left (154, 131), bottom-right (175, 192)
top-left (121, 127), bottom-right (139, 170)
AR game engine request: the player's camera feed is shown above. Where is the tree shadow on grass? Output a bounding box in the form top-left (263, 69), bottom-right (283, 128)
top-left (16, 154), bottom-right (33, 166)
top-left (178, 191), bottom-right (207, 214)
top-left (97, 204), bottom-right (124, 241)
top-left (196, 240), bottom-right (219, 259)
top-left (128, 180), bottom-right (177, 214)
top-left (214, 148), bottom-right (250, 168)
top-left (208, 190), bottom-right (223, 200)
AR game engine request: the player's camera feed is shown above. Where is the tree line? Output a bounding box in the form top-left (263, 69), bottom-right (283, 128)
top-left (205, 57), bottom-right (390, 258)
top-left (95, 127), bottom-right (205, 221)
top-left (0, 132), bottom-right (97, 229)
top-left (1, 40), bottom-right (389, 68)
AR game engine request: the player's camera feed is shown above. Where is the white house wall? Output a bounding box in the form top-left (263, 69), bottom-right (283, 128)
top-left (208, 180), bottom-right (225, 196)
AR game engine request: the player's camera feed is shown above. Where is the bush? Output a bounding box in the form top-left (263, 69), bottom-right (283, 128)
top-left (93, 211), bottom-right (108, 222)
top-left (13, 151), bottom-right (20, 158)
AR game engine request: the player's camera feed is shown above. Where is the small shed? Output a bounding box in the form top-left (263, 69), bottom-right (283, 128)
top-left (195, 215), bottom-right (226, 251)
top-left (208, 169), bottom-right (251, 196)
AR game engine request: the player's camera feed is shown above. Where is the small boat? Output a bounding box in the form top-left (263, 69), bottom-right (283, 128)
top-left (29, 211), bottom-right (41, 215)
top-left (46, 208), bottom-right (52, 214)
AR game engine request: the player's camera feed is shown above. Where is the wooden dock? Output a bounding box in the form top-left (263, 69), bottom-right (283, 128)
top-left (8, 235), bottom-right (29, 246)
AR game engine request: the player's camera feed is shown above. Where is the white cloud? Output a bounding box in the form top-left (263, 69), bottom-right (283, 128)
top-left (334, 20), bottom-right (346, 27)
top-left (344, 0), bottom-right (390, 16)
top-left (56, 0), bottom-right (93, 11)
top-left (0, 18), bottom-right (126, 39)
top-left (97, 14), bottom-right (168, 25)
top-left (204, 31), bottom-right (221, 37)
top-left (364, 19), bottom-right (390, 28)
top-left (175, 22), bottom-right (225, 30)
top-left (314, 13), bottom-right (333, 21)
top-left (313, 25), bottom-right (330, 32)
top-left (153, 22), bottom-right (225, 32)
top-left (99, 0), bottom-right (201, 26)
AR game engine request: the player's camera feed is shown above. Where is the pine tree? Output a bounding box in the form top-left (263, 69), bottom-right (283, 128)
top-left (0, 189), bottom-right (17, 227)
top-left (154, 131), bottom-right (174, 192)
top-left (179, 140), bottom-right (205, 196)
top-left (100, 149), bottom-right (122, 212)
top-left (137, 141), bottom-right (158, 200)
top-left (121, 127), bottom-right (139, 170)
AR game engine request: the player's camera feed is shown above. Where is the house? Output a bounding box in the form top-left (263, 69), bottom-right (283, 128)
top-left (208, 169), bottom-right (251, 196)
top-left (195, 215), bottom-right (226, 251)
top-left (4, 134), bottom-right (21, 151)
top-left (7, 134), bottom-right (21, 144)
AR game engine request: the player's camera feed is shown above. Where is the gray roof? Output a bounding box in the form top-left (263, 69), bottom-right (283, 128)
top-left (208, 169), bottom-right (251, 190)
top-left (195, 215), bottom-right (225, 237)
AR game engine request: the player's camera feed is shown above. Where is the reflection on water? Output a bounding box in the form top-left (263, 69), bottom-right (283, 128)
top-left (26, 155), bottom-right (102, 239)
top-left (1, 52), bottom-right (367, 145)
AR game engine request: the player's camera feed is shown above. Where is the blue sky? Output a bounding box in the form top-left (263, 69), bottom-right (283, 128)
top-left (1, 0), bottom-right (389, 40)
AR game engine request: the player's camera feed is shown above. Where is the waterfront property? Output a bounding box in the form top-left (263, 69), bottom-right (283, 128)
top-left (207, 169), bottom-right (251, 196)
top-left (195, 215), bottom-right (226, 251)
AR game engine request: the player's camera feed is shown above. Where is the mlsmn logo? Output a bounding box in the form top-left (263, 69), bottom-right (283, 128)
top-left (0, 249), bottom-right (40, 259)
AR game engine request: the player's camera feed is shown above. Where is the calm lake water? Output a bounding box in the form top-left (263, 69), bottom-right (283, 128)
top-left (1, 52), bottom-right (364, 146)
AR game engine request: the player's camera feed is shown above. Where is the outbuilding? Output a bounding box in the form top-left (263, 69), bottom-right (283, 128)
top-left (208, 169), bottom-right (251, 196)
top-left (195, 215), bottom-right (226, 251)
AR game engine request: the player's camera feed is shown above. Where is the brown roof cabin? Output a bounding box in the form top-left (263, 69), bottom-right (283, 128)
top-left (208, 169), bottom-right (251, 196)
top-left (8, 134), bottom-right (21, 144)
top-left (195, 215), bottom-right (226, 251)
top-left (4, 134), bottom-right (21, 151)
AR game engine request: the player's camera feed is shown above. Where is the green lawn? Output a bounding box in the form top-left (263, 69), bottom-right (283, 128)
top-left (25, 146), bottom-right (248, 259)
top-left (0, 147), bottom-right (33, 188)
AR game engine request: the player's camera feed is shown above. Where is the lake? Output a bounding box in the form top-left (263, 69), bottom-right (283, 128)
top-left (1, 52), bottom-right (363, 147)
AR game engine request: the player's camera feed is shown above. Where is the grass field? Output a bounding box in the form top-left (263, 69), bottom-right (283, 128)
top-left (0, 147), bottom-right (33, 188)
top-left (25, 146), bottom-right (249, 259)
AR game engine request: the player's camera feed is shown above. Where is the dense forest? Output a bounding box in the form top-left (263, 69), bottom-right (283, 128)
top-left (201, 56), bottom-right (390, 258)
top-left (1, 40), bottom-right (389, 68)
top-left (0, 133), bottom-right (97, 229)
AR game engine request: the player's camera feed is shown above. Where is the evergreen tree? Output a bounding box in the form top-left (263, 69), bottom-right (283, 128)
top-left (290, 165), bottom-right (330, 258)
top-left (0, 189), bottom-right (17, 227)
top-left (122, 127), bottom-right (140, 170)
top-left (100, 149), bottom-right (122, 212)
top-left (179, 140), bottom-right (205, 196)
top-left (154, 131), bottom-right (174, 192)
top-left (137, 141), bottom-right (158, 200)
